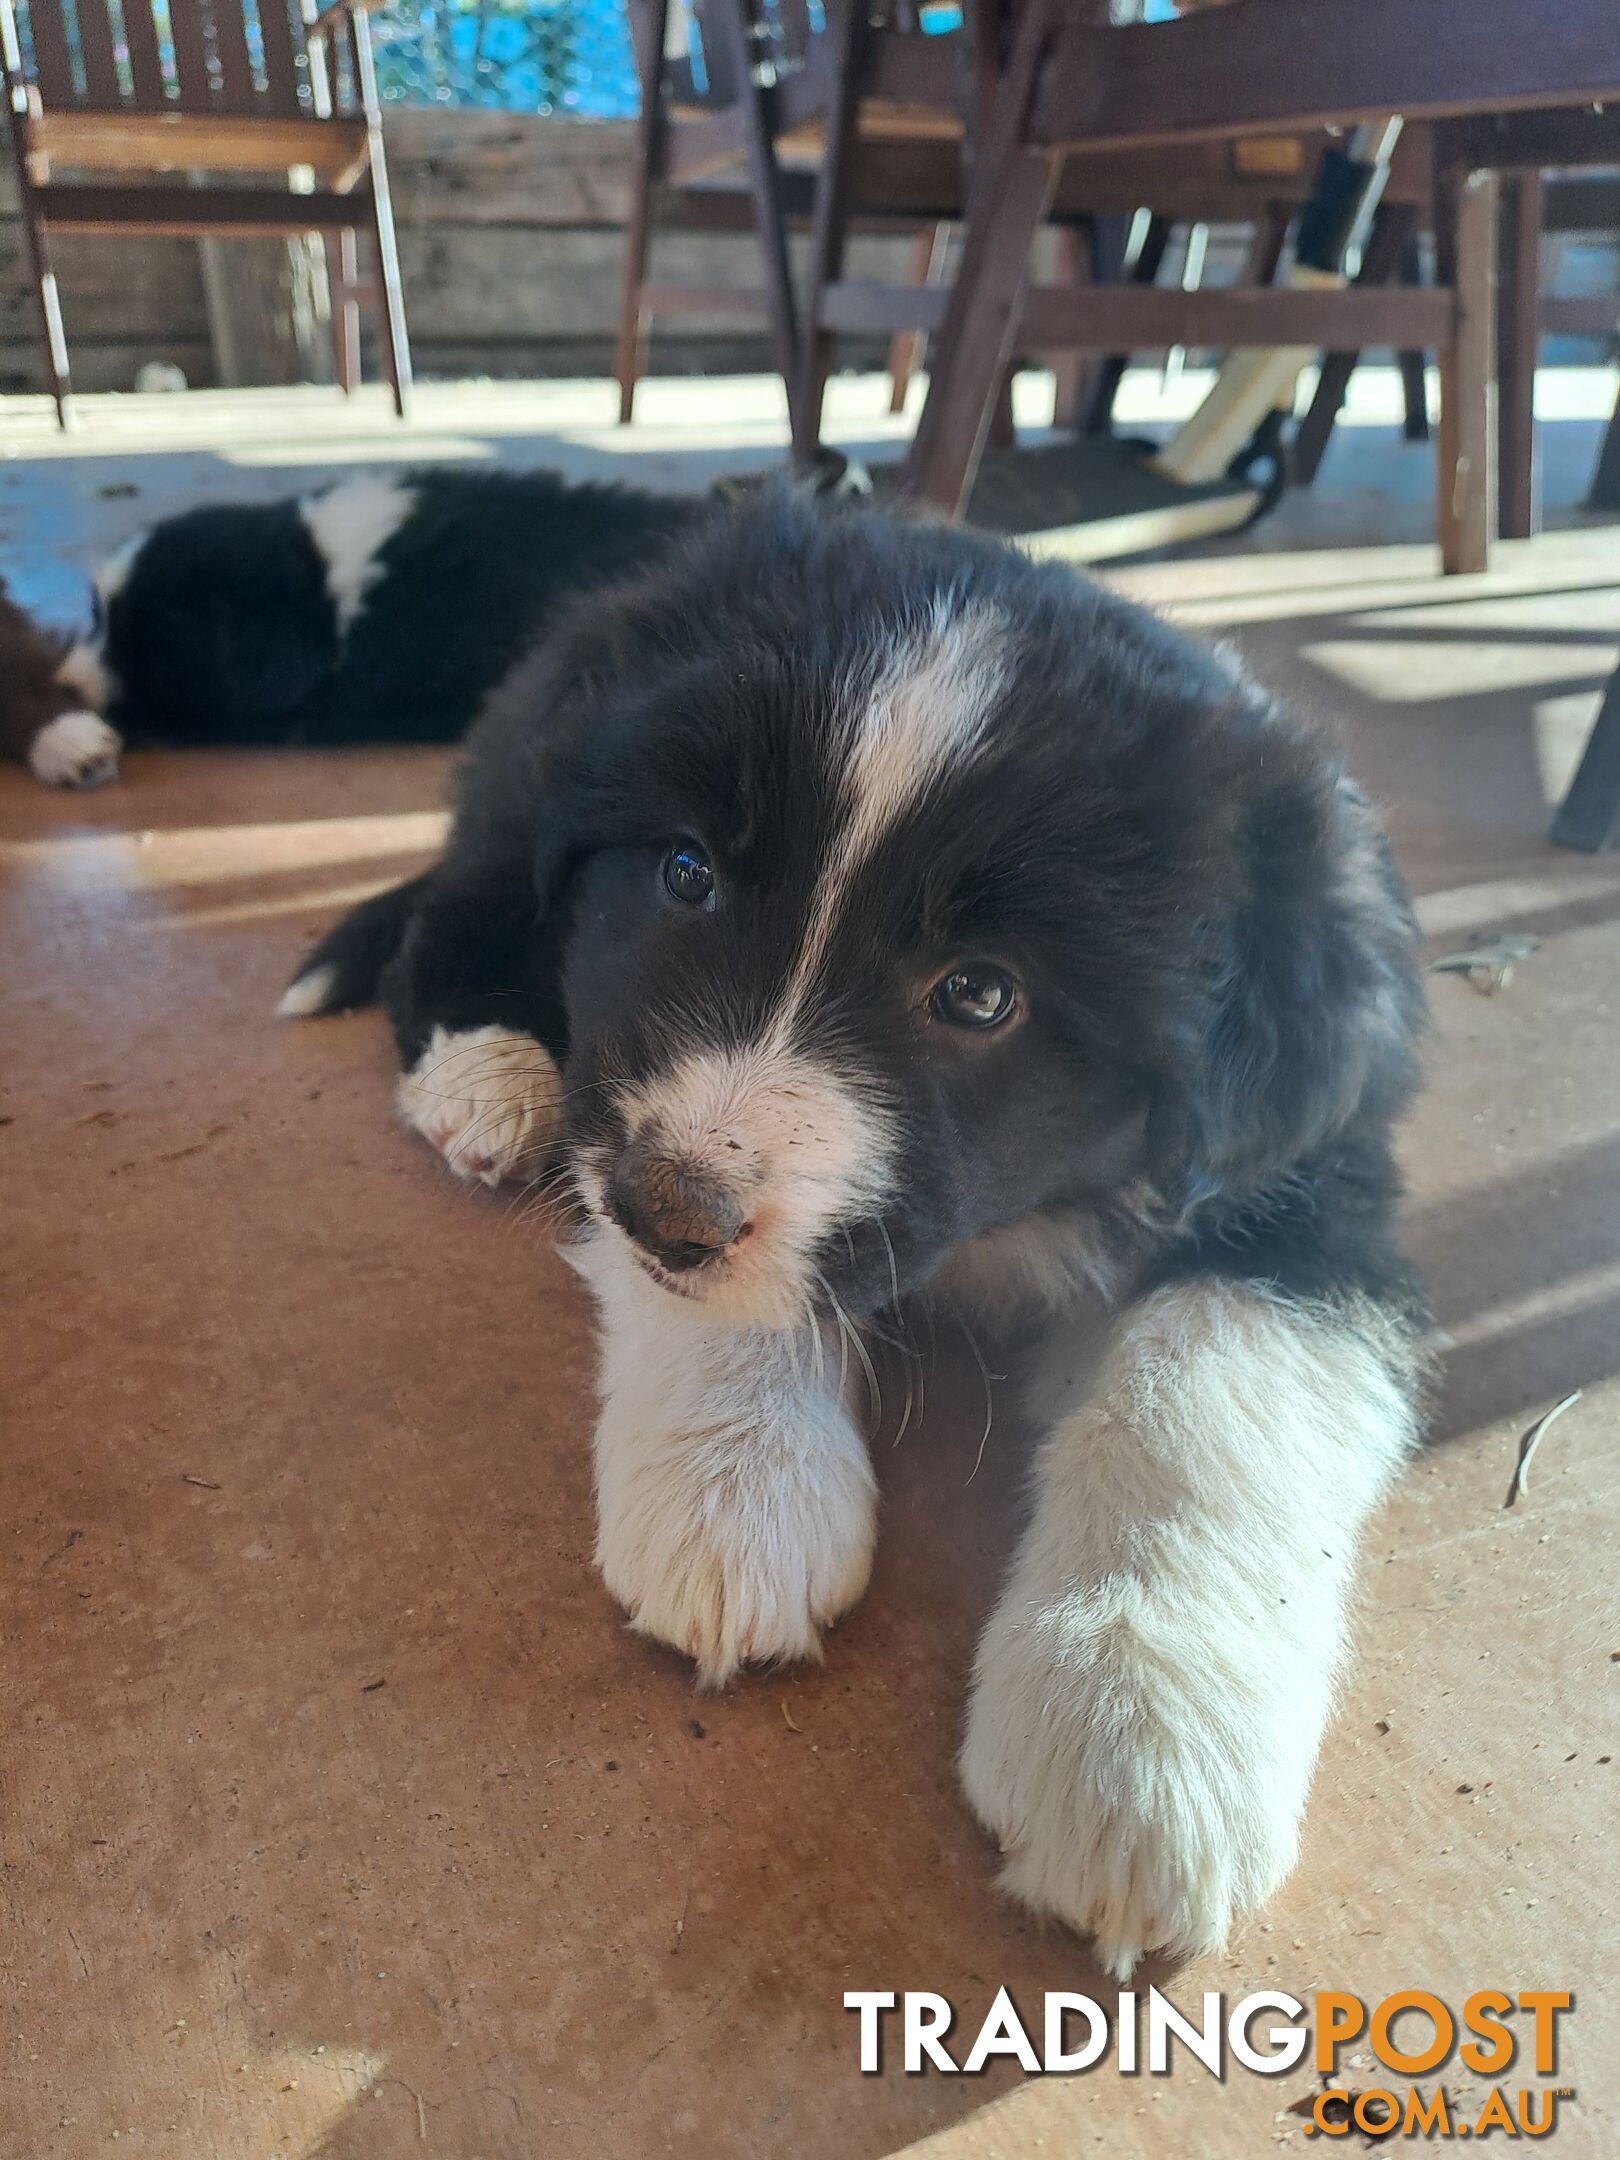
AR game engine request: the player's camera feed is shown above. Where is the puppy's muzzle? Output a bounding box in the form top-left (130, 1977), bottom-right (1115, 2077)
top-left (606, 1140), bottom-right (750, 1274)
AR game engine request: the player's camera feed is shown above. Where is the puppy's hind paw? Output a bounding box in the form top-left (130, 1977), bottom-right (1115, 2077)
top-left (397, 1024), bottom-right (561, 1187)
top-left (30, 711), bottom-right (123, 789)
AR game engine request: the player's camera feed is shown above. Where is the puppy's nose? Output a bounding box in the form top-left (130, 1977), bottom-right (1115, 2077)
top-left (606, 1143), bottom-right (747, 1272)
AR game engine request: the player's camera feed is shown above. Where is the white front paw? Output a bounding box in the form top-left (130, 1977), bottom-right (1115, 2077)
top-left (595, 1403), bottom-right (876, 1687)
top-left (397, 1024), bottom-right (560, 1186)
top-left (30, 710), bottom-right (123, 788)
top-left (961, 1588), bottom-right (1305, 1977)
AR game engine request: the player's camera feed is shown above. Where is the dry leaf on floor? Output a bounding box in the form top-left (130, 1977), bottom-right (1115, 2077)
top-left (1506, 1390), bottom-right (1582, 1507)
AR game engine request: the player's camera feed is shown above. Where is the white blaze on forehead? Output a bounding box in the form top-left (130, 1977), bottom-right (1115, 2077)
top-left (784, 597), bottom-right (1008, 1017)
top-left (843, 599), bottom-right (1008, 852)
top-left (298, 474), bottom-right (417, 634)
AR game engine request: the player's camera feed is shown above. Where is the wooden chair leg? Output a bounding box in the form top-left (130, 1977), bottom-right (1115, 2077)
top-left (903, 140), bottom-right (1054, 514)
top-left (1292, 200), bottom-right (1414, 486)
top-left (1244, 200), bottom-right (1292, 288)
top-left (1079, 212), bottom-right (1170, 437)
top-left (1589, 380), bottom-right (1620, 511)
top-left (18, 197), bottom-right (72, 427)
top-left (1496, 171), bottom-right (1542, 539)
top-left (615, 0), bottom-right (669, 425)
top-left (987, 369), bottom-right (1018, 451)
top-left (887, 225), bottom-right (944, 416)
top-left (1433, 154), bottom-right (1496, 575)
top-left (712, 0), bottom-right (801, 439)
top-left (1047, 225), bottom-right (1093, 430)
top-left (901, 0), bottom-right (1060, 515)
top-left (1398, 232), bottom-right (1431, 441)
top-left (1399, 355), bottom-right (1431, 440)
top-left (1550, 658), bottom-right (1620, 853)
top-left (793, 0), bottom-right (869, 466)
top-left (327, 230), bottom-right (361, 394)
top-left (367, 184), bottom-right (412, 420)
top-left (349, 16), bottom-right (411, 419)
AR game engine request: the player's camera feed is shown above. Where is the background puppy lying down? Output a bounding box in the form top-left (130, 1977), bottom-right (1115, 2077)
top-left (284, 493), bottom-right (1429, 1976)
top-left (28, 454), bottom-right (861, 787)
top-left (29, 467), bottom-right (699, 784)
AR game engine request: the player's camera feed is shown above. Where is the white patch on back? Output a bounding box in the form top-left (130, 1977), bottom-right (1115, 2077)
top-left (298, 475), bottom-right (418, 635)
top-left (58, 530), bottom-right (147, 712)
top-left (96, 529), bottom-right (146, 607)
top-left (29, 710), bottom-right (123, 788)
top-left (54, 642), bottom-right (113, 711)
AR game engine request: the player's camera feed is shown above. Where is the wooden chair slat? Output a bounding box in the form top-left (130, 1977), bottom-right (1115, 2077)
top-left (166, 0), bottom-right (218, 106)
top-left (75, 0), bottom-right (122, 105)
top-left (26, 0), bottom-right (81, 107)
top-left (208, 0), bottom-right (261, 110)
top-left (122, 0), bottom-right (171, 107)
top-left (255, 0), bottom-right (308, 117)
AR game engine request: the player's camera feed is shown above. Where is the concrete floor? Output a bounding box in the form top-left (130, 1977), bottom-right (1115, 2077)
top-left (3, 376), bottom-right (1619, 2159)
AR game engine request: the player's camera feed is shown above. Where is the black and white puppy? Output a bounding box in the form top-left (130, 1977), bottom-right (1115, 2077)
top-left (51, 467), bottom-right (702, 780)
top-left (283, 492), bottom-right (1428, 1975)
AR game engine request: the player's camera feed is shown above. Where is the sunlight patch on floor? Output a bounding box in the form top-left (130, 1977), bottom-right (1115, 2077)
top-left (1302, 635), bottom-right (1616, 704)
top-left (1, 810), bottom-right (448, 892)
top-left (1413, 869), bottom-right (1620, 941)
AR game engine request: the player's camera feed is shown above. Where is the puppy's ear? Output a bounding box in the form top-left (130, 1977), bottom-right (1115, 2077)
top-left (1148, 766), bottom-right (1422, 1213)
top-left (460, 592), bottom-right (636, 914)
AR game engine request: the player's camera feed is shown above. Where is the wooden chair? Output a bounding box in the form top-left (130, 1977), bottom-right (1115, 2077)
top-left (613, 0), bottom-right (999, 440)
top-left (0, 0), bottom-right (411, 422)
top-left (879, 0), bottom-right (1620, 570)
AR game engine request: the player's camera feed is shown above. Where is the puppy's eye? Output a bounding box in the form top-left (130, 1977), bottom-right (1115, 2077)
top-left (662, 839), bottom-right (715, 910)
top-left (931, 965), bottom-right (1018, 1030)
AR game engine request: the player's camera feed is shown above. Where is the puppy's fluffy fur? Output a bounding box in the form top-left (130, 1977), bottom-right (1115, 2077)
top-left (42, 468), bottom-right (700, 784)
top-left (285, 493), bottom-right (1429, 1976)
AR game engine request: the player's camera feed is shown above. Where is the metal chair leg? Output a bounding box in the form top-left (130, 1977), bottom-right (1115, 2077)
top-left (1550, 660), bottom-right (1620, 853)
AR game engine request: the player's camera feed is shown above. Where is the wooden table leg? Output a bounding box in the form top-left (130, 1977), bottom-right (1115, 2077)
top-left (1435, 158), bottom-right (1497, 575)
top-left (1496, 171), bottom-right (1543, 539)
